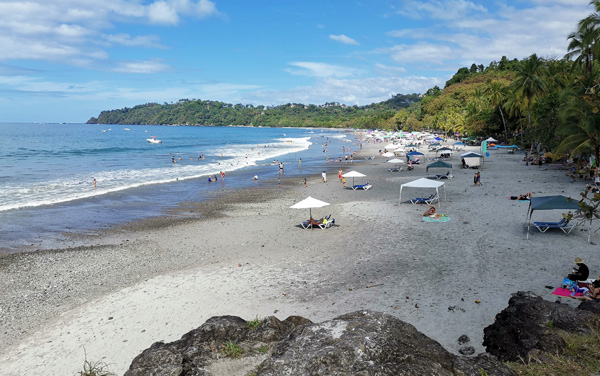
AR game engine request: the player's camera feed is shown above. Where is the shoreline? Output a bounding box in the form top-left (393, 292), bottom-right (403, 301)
top-left (1, 139), bottom-right (598, 375)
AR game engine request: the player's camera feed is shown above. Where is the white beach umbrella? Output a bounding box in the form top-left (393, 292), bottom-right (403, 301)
top-left (382, 152), bottom-right (395, 157)
top-left (290, 196), bottom-right (330, 218)
top-left (387, 158), bottom-right (405, 164)
top-left (342, 170), bottom-right (366, 185)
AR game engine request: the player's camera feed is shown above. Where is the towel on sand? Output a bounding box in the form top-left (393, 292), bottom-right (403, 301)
top-left (422, 215), bottom-right (450, 223)
top-left (551, 287), bottom-right (583, 297)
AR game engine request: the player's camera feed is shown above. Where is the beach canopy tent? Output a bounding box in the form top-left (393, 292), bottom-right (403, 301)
top-left (342, 170), bottom-right (366, 185)
top-left (436, 147), bottom-right (453, 155)
top-left (461, 151), bottom-right (484, 168)
top-left (461, 152), bottom-right (483, 158)
top-left (426, 160), bottom-right (452, 172)
top-left (290, 196), bottom-right (330, 219)
top-left (399, 178), bottom-right (446, 207)
top-left (526, 195), bottom-right (580, 239)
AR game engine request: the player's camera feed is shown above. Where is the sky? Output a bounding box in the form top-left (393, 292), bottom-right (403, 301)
top-left (0, 0), bottom-right (594, 123)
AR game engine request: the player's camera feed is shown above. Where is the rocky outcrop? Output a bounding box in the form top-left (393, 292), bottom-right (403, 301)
top-left (125, 310), bottom-right (513, 376)
top-left (483, 291), bottom-right (596, 362)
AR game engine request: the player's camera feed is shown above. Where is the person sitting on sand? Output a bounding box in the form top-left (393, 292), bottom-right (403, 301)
top-left (568, 257), bottom-right (590, 281)
top-left (423, 205), bottom-right (436, 216)
top-left (510, 193), bottom-right (532, 200)
top-left (577, 278), bottom-right (600, 300)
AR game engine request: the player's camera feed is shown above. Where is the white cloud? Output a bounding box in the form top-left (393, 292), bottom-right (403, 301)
top-left (240, 76), bottom-right (442, 106)
top-left (286, 62), bottom-right (359, 78)
top-left (147, 1), bottom-right (179, 25)
top-left (112, 60), bottom-right (171, 74)
top-left (380, 1), bottom-right (591, 69)
top-left (374, 63), bottom-right (407, 75)
top-left (329, 34), bottom-right (359, 45)
top-left (0, 0), bottom-right (221, 64)
top-left (103, 33), bottom-right (165, 48)
top-left (385, 42), bottom-right (454, 64)
top-left (398, 0), bottom-right (487, 21)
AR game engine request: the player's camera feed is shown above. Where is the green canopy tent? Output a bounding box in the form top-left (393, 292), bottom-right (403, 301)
top-left (526, 195), bottom-right (580, 239)
top-left (426, 160), bottom-right (452, 172)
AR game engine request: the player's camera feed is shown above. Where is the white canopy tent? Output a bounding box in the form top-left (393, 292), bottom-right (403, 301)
top-left (399, 178), bottom-right (446, 207)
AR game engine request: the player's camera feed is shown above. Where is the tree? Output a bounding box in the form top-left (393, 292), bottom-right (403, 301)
top-left (566, 22), bottom-right (598, 78)
top-left (556, 73), bottom-right (600, 168)
top-left (486, 80), bottom-right (509, 141)
top-left (510, 54), bottom-right (547, 152)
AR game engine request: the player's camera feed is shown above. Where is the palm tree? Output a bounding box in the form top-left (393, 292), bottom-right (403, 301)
top-left (566, 22), bottom-right (598, 78)
top-left (556, 82), bottom-right (600, 167)
top-left (485, 80), bottom-right (509, 141)
top-left (510, 54), bottom-right (547, 160)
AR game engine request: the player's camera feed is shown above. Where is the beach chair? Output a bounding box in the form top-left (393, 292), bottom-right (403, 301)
top-left (352, 182), bottom-right (372, 190)
top-left (318, 215), bottom-right (335, 229)
top-left (388, 167), bottom-right (403, 172)
top-left (435, 171), bottom-right (453, 179)
top-left (410, 193), bottom-right (438, 205)
top-left (533, 217), bottom-right (574, 234)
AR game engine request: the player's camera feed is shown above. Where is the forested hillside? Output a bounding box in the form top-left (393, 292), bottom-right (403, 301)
top-left (86, 93), bottom-right (422, 128)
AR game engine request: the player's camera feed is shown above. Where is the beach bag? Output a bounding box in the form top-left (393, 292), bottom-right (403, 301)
top-left (562, 277), bottom-right (577, 290)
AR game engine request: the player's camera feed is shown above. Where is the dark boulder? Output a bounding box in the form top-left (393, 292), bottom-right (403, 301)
top-left (124, 315), bottom-right (310, 376)
top-left (578, 299), bottom-right (600, 314)
top-left (483, 291), bottom-right (596, 362)
top-left (126, 310), bottom-right (513, 376)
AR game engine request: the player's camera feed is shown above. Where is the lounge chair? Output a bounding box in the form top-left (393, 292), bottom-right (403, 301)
top-left (301, 218), bottom-right (322, 229)
top-left (435, 171), bottom-right (453, 179)
top-left (388, 167), bottom-right (403, 172)
top-left (533, 217), bottom-right (574, 234)
top-left (318, 215), bottom-right (335, 229)
top-left (352, 182), bottom-right (372, 190)
top-left (410, 193), bottom-right (438, 205)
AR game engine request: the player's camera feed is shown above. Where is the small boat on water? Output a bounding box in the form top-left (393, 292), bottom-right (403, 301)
top-left (147, 136), bottom-right (162, 144)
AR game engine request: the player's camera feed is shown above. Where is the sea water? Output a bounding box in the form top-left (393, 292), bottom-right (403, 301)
top-left (0, 123), bottom-right (356, 252)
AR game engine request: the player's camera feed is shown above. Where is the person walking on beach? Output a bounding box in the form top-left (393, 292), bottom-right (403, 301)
top-left (279, 162), bottom-right (284, 175)
top-left (303, 177), bottom-right (307, 187)
top-left (322, 171), bottom-right (327, 183)
top-left (338, 168), bottom-right (343, 183)
top-left (474, 172), bottom-right (482, 186)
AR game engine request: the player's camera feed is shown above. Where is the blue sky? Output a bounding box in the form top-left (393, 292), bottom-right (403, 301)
top-left (0, 0), bottom-right (593, 122)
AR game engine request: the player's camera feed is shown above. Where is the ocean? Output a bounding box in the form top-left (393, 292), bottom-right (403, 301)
top-left (0, 123), bottom-right (356, 253)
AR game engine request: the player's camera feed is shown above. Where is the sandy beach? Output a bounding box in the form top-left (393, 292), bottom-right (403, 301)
top-left (0, 139), bottom-right (597, 375)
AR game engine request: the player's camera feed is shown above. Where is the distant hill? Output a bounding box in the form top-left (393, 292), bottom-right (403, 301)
top-left (86, 93), bottom-right (422, 129)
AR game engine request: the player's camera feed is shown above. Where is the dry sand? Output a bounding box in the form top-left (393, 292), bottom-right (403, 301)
top-left (0, 139), bottom-right (598, 375)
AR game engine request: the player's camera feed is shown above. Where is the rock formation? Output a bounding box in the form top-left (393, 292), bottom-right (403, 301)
top-left (483, 291), bottom-right (597, 362)
top-left (125, 311), bottom-right (513, 376)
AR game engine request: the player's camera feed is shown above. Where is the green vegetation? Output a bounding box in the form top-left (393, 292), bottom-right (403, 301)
top-left (257, 345), bottom-right (269, 354)
top-left (86, 94), bottom-right (422, 129)
top-left (221, 341), bottom-right (244, 358)
top-left (76, 358), bottom-right (115, 376)
top-left (506, 319), bottom-right (600, 375)
top-left (246, 316), bottom-right (262, 331)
